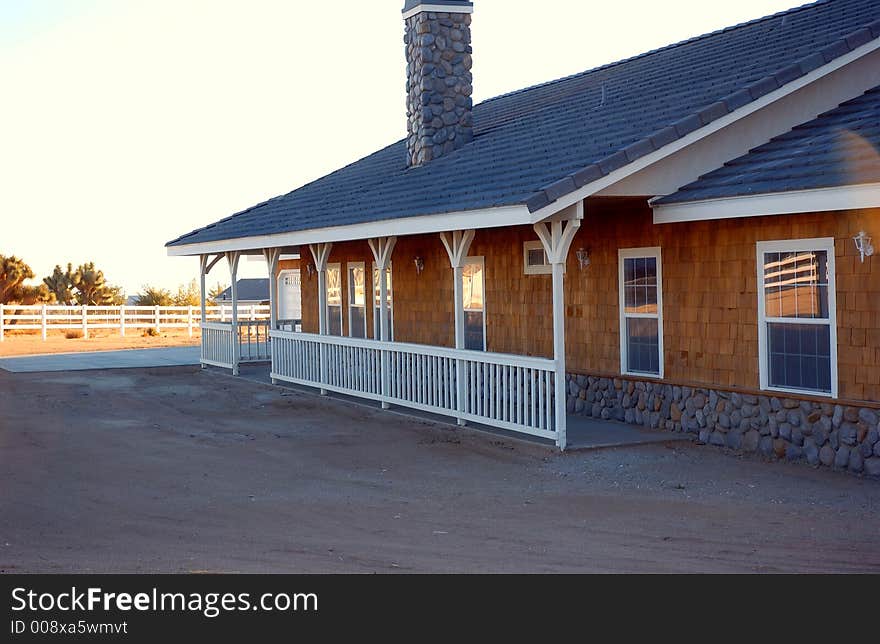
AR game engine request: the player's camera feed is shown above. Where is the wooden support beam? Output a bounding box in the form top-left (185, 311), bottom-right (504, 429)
top-left (440, 230), bottom-right (475, 426)
top-left (533, 202), bottom-right (582, 450)
top-left (226, 251), bottom-right (241, 376)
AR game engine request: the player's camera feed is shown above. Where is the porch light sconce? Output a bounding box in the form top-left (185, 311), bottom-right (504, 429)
top-left (575, 247), bottom-right (591, 271)
top-left (414, 256), bottom-right (425, 275)
top-left (853, 230), bottom-right (874, 263)
top-left (306, 263), bottom-right (316, 278)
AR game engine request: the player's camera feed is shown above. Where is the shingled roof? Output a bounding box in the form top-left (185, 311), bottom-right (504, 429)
top-left (215, 278), bottom-right (270, 302)
top-left (655, 84), bottom-right (880, 203)
top-left (168, 0), bottom-right (880, 248)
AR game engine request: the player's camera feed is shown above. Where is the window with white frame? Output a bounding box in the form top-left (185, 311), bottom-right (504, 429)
top-left (757, 238), bottom-right (837, 397)
top-left (618, 248), bottom-right (663, 377)
top-left (372, 263), bottom-right (393, 341)
top-left (326, 263), bottom-right (343, 336)
top-left (462, 257), bottom-right (485, 351)
top-left (347, 262), bottom-right (366, 338)
top-left (523, 240), bottom-right (551, 275)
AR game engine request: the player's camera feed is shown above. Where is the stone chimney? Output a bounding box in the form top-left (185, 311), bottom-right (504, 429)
top-left (403, 1), bottom-right (474, 167)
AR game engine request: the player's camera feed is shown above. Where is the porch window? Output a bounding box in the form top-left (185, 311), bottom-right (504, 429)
top-left (462, 257), bottom-right (485, 351)
top-left (757, 238), bottom-right (837, 397)
top-left (523, 240), bottom-right (551, 275)
top-left (618, 248), bottom-right (663, 377)
top-left (326, 263), bottom-right (343, 336)
top-left (372, 263), bottom-right (393, 341)
top-left (347, 262), bottom-right (366, 338)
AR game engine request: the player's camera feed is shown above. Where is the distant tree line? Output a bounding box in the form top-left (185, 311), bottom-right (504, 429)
top-left (1, 255), bottom-right (123, 305)
top-left (131, 280), bottom-right (227, 307)
top-left (1, 253), bottom-right (227, 307)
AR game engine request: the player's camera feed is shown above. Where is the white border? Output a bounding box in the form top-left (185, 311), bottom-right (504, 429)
top-left (325, 263), bottom-right (343, 336)
top-left (756, 237), bottom-right (838, 398)
top-left (277, 269), bottom-right (301, 321)
top-left (346, 262), bottom-right (367, 338)
top-left (523, 240), bottom-right (552, 275)
top-left (618, 247), bottom-right (664, 378)
top-left (652, 183), bottom-right (880, 224)
top-left (402, 3), bottom-right (473, 20)
top-left (463, 256), bottom-right (486, 351)
top-left (372, 261), bottom-right (394, 342)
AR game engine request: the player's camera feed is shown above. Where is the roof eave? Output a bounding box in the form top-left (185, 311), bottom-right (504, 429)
top-left (651, 182), bottom-right (880, 224)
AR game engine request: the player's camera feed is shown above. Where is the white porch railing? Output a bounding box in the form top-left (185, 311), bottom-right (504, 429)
top-left (200, 321), bottom-right (271, 369)
top-left (237, 320), bottom-right (271, 362)
top-left (269, 330), bottom-right (558, 440)
top-left (200, 322), bottom-right (237, 369)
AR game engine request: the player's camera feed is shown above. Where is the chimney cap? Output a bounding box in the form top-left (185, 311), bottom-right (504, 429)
top-left (402, 1), bottom-right (473, 19)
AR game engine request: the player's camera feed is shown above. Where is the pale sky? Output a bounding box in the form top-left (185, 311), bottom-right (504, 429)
top-left (2, 0), bottom-right (800, 295)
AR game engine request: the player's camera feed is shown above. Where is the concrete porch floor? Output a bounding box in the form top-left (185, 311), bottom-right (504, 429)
top-left (232, 362), bottom-right (693, 451)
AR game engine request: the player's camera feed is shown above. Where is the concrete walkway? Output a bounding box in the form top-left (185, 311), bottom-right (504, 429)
top-left (230, 363), bottom-right (692, 451)
top-left (0, 347), bottom-right (201, 372)
top-left (566, 414), bottom-right (692, 450)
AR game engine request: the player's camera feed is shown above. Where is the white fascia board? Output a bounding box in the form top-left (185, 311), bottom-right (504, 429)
top-left (528, 36), bottom-right (880, 223)
top-left (651, 183), bottom-right (880, 224)
top-left (402, 4), bottom-right (473, 20)
top-left (166, 204), bottom-right (530, 257)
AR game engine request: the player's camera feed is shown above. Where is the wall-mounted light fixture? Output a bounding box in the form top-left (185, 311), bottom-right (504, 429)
top-left (575, 247), bottom-right (591, 271)
top-left (306, 263), bottom-right (316, 278)
top-left (414, 256), bottom-right (425, 275)
top-left (853, 230), bottom-right (874, 263)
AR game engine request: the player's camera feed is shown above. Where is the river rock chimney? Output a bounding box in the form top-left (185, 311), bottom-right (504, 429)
top-left (403, 1), bottom-right (474, 167)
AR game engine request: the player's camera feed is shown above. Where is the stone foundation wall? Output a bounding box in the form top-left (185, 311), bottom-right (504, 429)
top-left (566, 373), bottom-right (880, 477)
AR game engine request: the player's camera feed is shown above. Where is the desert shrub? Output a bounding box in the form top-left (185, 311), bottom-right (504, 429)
top-left (64, 330), bottom-right (84, 339)
top-left (142, 328), bottom-right (160, 337)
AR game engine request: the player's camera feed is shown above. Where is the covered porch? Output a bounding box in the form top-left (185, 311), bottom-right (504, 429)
top-left (191, 208), bottom-right (583, 449)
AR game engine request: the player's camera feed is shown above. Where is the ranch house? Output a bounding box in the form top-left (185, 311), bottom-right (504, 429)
top-left (167, 0), bottom-right (880, 473)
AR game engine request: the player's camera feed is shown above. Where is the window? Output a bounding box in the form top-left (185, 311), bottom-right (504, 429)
top-left (347, 262), bottom-right (366, 338)
top-left (462, 257), bottom-right (485, 351)
top-left (618, 248), bottom-right (663, 377)
top-left (372, 263), bottom-right (393, 341)
top-left (325, 263), bottom-right (342, 336)
top-left (523, 240), bottom-right (551, 275)
top-left (757, 238), bottom-right (837, 397)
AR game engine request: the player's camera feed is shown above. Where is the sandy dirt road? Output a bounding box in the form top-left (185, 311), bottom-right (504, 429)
top-left (0, 330), bottom-right (198, 357)
top-left (1, 366), bottom-right (878, 573)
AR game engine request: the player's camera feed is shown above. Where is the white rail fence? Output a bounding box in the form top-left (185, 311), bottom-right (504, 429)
top-left (0, 304), bottom-right (271, 341)
top-left (269, 330), bottom-right (558, 440)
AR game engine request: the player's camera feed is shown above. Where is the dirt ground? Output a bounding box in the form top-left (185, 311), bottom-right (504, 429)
top-left (0, 329), bottom-right (199, 357)
top-left (1, 366), bottom-right (878, 573)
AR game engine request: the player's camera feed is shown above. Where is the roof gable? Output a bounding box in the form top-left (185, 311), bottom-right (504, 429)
top-left (655, 84), bottom-right (880, 203)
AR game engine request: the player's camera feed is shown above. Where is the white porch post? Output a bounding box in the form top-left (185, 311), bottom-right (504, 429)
top-left (199, 254), bottom-right (209, 368)
top-left (368, 236), bottom-right (397, 409)
top-left (199, 253), bottom-right (223, 369)
top-left (263, 248), bottom-right (281, 330)
top-left (309, 243), bottom-right (333, 393)
top-left (440, 229), bottom-right (475, 426)
top-left (534, 203), bottom-right (583, 450)
top-left (263, 248), bottom-right (281, 385)
top-left (226, 251), bottom-right (241, 376)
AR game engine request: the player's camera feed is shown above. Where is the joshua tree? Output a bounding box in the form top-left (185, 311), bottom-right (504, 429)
top-left (70, 262), bottom-right (123, 305)
top-left (43, 263), bottom-right (75, 305)
top-left (0, 254), bottom-right (56, 310)
top-left (0, 254), bottom-right (35, 303)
